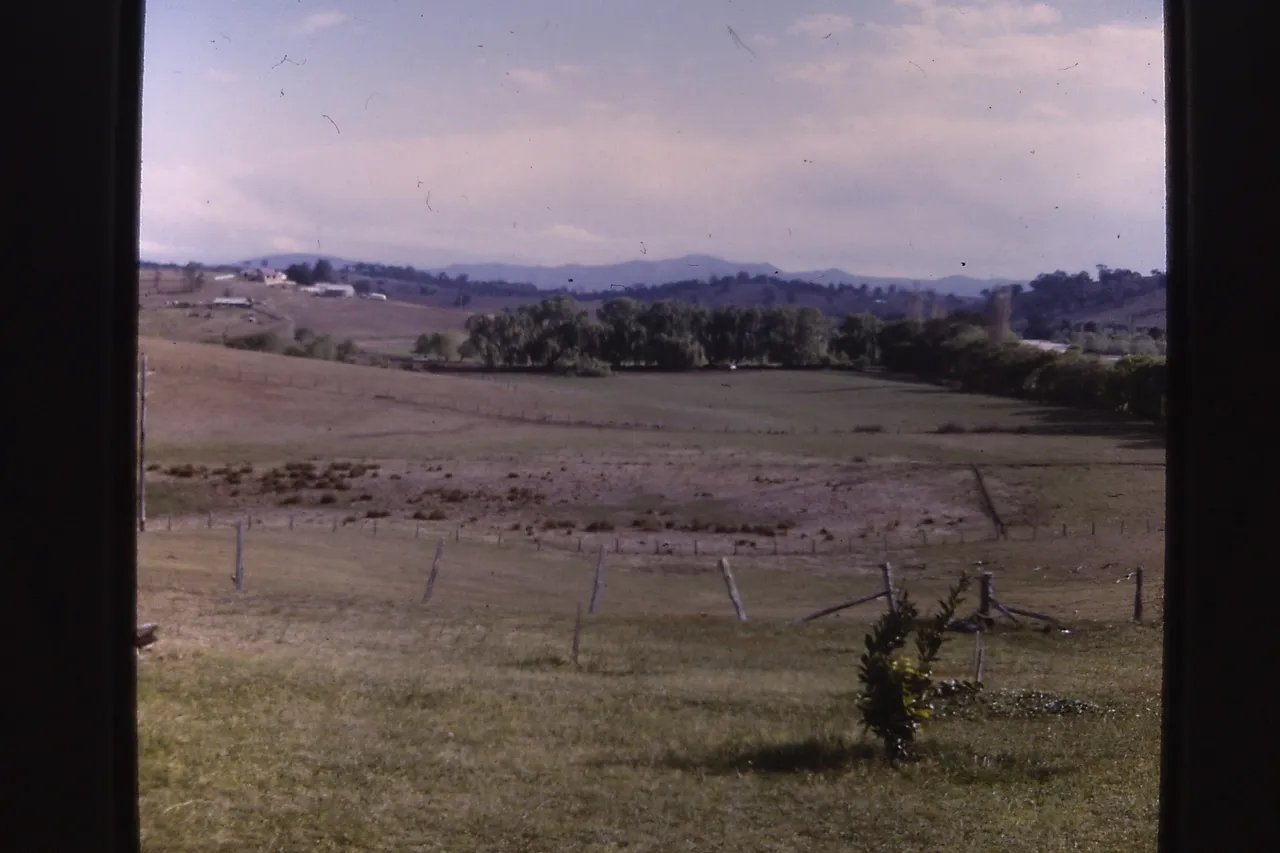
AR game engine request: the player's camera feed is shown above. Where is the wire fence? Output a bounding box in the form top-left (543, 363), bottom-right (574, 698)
top-left (138, 513), bottom-right (1162, 638)
top-left (145, 510), bottom-right (1165, 560)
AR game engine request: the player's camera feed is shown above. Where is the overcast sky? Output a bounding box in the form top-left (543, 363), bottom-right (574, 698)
top-left (140, 0), bottom-right (1165, 280)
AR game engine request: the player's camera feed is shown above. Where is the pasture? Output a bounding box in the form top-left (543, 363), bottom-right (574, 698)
top-left (137, 336), bottom-right (1165, 852)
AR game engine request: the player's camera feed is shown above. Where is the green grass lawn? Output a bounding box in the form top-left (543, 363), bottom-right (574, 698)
top-left (138, 590), bottom-right (1161, 852)
top-left (137, 529), bottom-right (1162, 852)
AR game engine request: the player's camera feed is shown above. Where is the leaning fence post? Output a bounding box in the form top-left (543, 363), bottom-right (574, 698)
top-left (979, 572), bottom-right (994, 619)
top-left (880, 562), bottom-right (897, 614)
top-left (587, 545), bottom-right (608, 615)
top-left (719, 558), bottom-right (748, 622)
top-left (233, 521), bottom-right (245, 591)
top-left (372, 518), bottom-right (378, 537)
top-left (422, 538), bottom-right (445, 604)
top-left (1134, 567), bottom-right (1145, 622)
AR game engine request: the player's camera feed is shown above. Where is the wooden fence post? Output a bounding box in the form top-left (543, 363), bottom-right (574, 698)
top-left (372, 518), bottom-right (378, 537)
top-left (588, 545), bottom-right (607, 615)
top-left (422, 538), bottom-right (445, 604)
top-left (166, 515), bottom-right (171, 531)
top-left (137, 354), bottom-right (147, 533)
top-left (693, 540), bottom-right (698, 556)
top-left (289, 514), bottom-right (294, 531)
top-left (1120, 520), bottom-right (1126, 535)
top-left (974, 631), bottom-right (985, 683)
top-left (332, 517), bottom-right (338, 533)
top-left (234, 521), bottom-right (245, 591)
top-left (1062, 523), bottom-right (1067, 537)
top-left (773, 539), bottom-right (778, 556)
top-left (415, 521), bottom-right (420, 539)
top-left (1134, 567), bottom-right (1145, 622)
top-left (615, 537), bottom-right (620, 554)
top-left (718, 558), bottom-right (748, 622)
top-left (1091, 520), bottom-right (1096, 536)
top-left (571, 602), bottom-right (583, 667)
top-left (207, 510), bottom-right (213, 529)
top-left (979, 572), bottom-right (994, 619)
top-left (880, 562), bottom-right (897, 614)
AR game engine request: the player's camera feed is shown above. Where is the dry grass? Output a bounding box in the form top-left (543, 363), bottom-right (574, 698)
top-left (135, 334), bottom-right (1165, 852)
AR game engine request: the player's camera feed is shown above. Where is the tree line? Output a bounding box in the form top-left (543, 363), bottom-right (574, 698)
top-left (462, 296), bottom-right (1166, 422)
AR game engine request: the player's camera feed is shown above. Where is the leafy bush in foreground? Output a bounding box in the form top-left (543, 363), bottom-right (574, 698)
top-left (856, 572), bottom-right (978, 762)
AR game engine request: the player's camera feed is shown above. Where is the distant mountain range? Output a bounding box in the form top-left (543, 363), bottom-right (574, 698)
top-left (230, 253), bottom-right (1021, 298)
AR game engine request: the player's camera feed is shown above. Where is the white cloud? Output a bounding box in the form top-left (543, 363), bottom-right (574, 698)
top-left (506, 68), bottom-right (556, 93)
top-left (786, 13), bottom-right (856, 38)
top-left (268, 236), bottom-right (307, 252)
top-left (540, 224), bottom-right (609, 244)
top-left (892, 0), bottom-right (1061, 34)
top-left (296, 11), bottom-right (347, 35)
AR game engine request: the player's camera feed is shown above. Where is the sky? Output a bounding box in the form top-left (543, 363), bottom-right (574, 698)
top-left (139, 0), bottom-right (1166, 281)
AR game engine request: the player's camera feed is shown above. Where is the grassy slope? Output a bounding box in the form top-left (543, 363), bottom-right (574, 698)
top-left (137, 335), bottom-right (1165, 852)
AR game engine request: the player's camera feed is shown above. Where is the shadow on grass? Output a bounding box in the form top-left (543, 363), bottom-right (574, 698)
top-left (506, 654), bottom-right (659, 678)
top-left (612, 735), bottom-right (1078, 784)
top-left (658, 735), bottom-right (880, 775)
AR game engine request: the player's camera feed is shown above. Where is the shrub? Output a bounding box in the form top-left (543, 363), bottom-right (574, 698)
top-left (366, 509), bottom-right (390, 519)
top-left (224, 331), bottom-right (284, 353)
top-left (584, 520), bottom-right (615, 533)
top-left (853, 424), bottom-right (885, 433)
top-left (318, 493), bottom-right (337, 505)
top-left (935, 421), bottom-right (967, 434)
top-left (427, 508), bottom-right (447, 521)
top-left (856, 571), bottom-right (978, 762)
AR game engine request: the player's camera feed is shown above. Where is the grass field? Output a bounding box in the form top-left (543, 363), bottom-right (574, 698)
top-left (136, 331), bottom-right (1166, 852)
